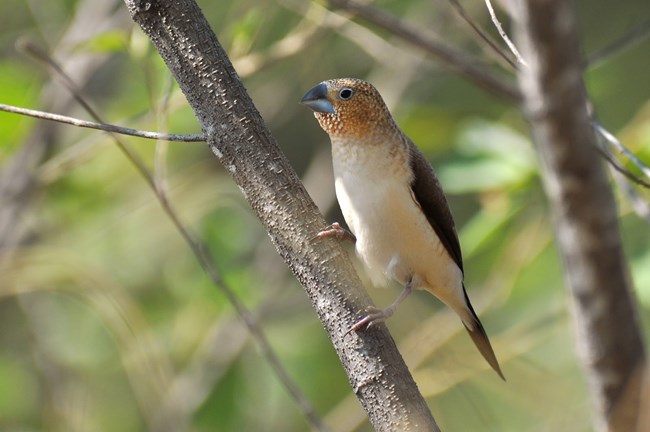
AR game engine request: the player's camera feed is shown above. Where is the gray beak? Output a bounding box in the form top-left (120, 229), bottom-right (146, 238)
top-left (300, 83), bottom-right (334, 114)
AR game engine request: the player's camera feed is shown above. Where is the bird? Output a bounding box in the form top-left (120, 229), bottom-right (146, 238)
top-left (300, 78), bottom-right (504, 380)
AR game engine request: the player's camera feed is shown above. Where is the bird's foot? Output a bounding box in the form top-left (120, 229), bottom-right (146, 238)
top-left (346, 306), bottom-right (394, 335)
top-left (345, 282), bottom-right (412, 336)
top-left (315, 222), bottom-right (356, 243)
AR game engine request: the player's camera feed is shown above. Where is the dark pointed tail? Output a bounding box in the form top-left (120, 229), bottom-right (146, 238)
top-left (461, 289), bottom-right (505, 380)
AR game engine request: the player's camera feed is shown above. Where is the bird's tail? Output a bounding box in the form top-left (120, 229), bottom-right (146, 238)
top-left (460, 289), bottom-right (505, 381)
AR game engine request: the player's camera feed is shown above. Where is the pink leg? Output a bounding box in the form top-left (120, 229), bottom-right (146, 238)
top-left (348, 278), bottom-right (414, 334)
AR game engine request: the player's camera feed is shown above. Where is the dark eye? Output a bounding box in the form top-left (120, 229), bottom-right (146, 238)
top-left (338, 87), bottom-right (354, 100)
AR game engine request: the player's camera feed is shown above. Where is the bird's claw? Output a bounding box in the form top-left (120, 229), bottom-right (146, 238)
top-left (315, 222), bottom-right (357, 243)
top-left (345, 306), bottom-right (388, 336)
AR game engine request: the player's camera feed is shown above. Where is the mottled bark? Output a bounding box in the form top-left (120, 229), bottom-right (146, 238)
top-left (515, 1), bottom-right (647, 431)
top-left (123, 0), bottom-right (439, 430)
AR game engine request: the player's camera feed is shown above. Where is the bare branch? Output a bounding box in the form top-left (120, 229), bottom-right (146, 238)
top-left (587, 19), bottom-right (650, 68)
top-left (594, 121), bottom-right (650, 182)
top-left (515, 1), bottom-right (647, 431)
top-left (445, 0), bottom-right (518, 70)
top-left (484, 0), bottom-right (527, 67)
top-left (465, 2), bottom-right (650, 192)
top-left (0, 2), bottom-right (128, 253)
top-left (448, 0), bottom-right (650, 196)
top-left (0, 103), bottom-right (205, 142)
top-left (25, 43), bottom-right (326, 430)
top-left (593, 121), bottom-right (650, 225)
top-left (124, 0), bottom-right (441, 430)
top-left (453, 0), bottom-right (649, 194)
top-left (594, 144), bottom-right (650, 189)
top-left (326, 0), bottom-right (521, 102)
top-left (282, 0), bottom-right (415, 73)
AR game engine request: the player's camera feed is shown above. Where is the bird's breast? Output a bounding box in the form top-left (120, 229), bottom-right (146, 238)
top-left (332, 144), bottom-right (458, 290)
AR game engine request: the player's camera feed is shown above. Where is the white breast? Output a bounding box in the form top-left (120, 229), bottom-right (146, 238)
top-left (331, 141), bottom-right (462, 296)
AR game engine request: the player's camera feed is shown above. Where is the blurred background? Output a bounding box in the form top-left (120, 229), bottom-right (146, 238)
top-left (0, 0), bottom-right (649, 431)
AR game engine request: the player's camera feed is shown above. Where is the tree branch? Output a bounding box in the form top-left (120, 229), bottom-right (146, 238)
top-left (594, 121), bottom-right (650, 183)
top-left (0, 103), bottom-right (205, 142)
top-left (123, 0), bottom-right (439, 430)
top-left (19, 40), bottom-right (325, 430)
top-left (444, 0), bottom-right (518, 70)
top-left (483, 0), bottom-right (527, 67)
top-left (326, 0), bottom-right (521, 102)
top-left (445, 0), bottom-right (650, 194)
top-left (586, 19), bottom-right (650, 68)
top-left (515, 1), bottom-right (647, 431)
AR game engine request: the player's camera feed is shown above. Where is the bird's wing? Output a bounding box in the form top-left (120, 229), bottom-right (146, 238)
top-left (406, 138), bottom-right (464, 273)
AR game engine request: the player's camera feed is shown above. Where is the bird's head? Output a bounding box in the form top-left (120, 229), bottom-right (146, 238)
top-left (300, 78), bottom-right (395, 140)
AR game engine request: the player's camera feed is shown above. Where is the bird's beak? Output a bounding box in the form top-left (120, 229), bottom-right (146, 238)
top-left (300, 83), bottom-right (334, 114)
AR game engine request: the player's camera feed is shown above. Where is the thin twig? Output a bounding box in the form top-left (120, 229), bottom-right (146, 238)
top-left (445, 0), bottom-right (518, 70)
top-left (484, 0), bottom-right (527, 67)
top-left (283, 0), bottom-right (414, 73)
top-left (0, 103), bottom-right (205, 142)
top-left (326, 0), bottom-right (521, 102)
top-left (595, 145), bottom-right (650, 189)
top-left (22, 45), bottom-right (327, 431)
top-left (587, 19), bottom-right (650, 68)
top-left (470, 3), bottom-right (649, 191)
top-left (594, 121), bottom-right (650, 182)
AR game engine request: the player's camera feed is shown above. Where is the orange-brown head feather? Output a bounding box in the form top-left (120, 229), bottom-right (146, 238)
top-left (301, 78), bottom-right (398, 141)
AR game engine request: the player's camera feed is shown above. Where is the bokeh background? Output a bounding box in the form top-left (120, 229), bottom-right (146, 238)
top-left (1, 0), bottom-right (649, 431)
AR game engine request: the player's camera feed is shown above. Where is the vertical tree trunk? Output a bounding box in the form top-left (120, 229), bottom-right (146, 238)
top-left (123, 0), bottom-right (439, 430)
top-left (515, 1), bottom-right (647, 431)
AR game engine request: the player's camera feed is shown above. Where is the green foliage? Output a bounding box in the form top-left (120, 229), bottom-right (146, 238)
top-left (78, 30), bottom-right (129, 54)
top-left (438, 119), bottom-right (537, 193)
top-left (1, 0), bottom-right (649, 431)
top-left (0, 62), bottom-right (39, 154)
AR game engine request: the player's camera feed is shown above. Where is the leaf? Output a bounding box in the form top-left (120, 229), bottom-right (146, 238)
top-left (79, 30), bottom-right (128, 53)
top-left (439, 120), bottom-right (537, 193)
top-left (0, 62), bottom-right (39, 156)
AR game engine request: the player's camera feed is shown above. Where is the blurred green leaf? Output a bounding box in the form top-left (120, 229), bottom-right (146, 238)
top-left (78, 30), bottom-right (128, 53)
top-left (0, 61), bottom-right (38, 156)
top-left (0, 357), bottom-right (37, 421)
top-left (228, 8), bottom-right (263, 57)
top-left (439, 120), bottom-right (537, 193)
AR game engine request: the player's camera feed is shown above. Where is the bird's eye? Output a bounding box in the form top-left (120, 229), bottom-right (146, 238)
top-left (338, 87), bottom-right (354, 100)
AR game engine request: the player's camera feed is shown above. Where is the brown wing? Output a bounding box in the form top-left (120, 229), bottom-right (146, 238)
top-left (407, 139), bottom-right (464, 273)
top-left (408, 139), bottom-right (505, 378)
